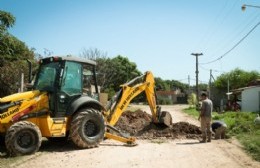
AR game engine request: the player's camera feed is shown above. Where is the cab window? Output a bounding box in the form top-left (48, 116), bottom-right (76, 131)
top-left (35, 62), bottom-right (58, 91)
top-left (61, 62), bottom-right (82, 95)
top-left (83, 64), bottom-right (96, 96)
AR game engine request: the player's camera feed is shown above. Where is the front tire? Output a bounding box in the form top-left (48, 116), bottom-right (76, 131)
top-left (5, 121), bottom-right (42, 156)
top-left (70, 108), bottom-right (105, 148)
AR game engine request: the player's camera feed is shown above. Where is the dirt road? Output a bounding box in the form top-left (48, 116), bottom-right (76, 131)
top-left (1, 105), bottom-right (259, 168)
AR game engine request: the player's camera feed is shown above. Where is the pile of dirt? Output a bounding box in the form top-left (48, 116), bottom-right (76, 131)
top-left (115, 109), bottom-right (202, 140)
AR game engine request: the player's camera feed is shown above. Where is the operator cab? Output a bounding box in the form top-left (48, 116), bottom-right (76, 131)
top-left (33, 56), bottom-right (98, 117)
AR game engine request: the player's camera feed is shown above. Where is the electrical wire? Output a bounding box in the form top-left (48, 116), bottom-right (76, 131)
top-left (196, 2), bottom-right (259, 66)
top-left (203, 0), bottom-right (238, 52)
top-left (195, 1), bottom-right (230, 51)
top-left (190, 78), bottom-right (208, 84)
top-left (177, 78), bottom-right (188, 82)
top-left (200, 21), bottom-right (260, 65)
top-left (199, 65), bottom-right (224, 73)
top-left (209, 11), bottom-right (260, 59)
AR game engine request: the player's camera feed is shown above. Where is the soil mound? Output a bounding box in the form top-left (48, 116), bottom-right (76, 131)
top-left (115, 109), bottom-right (201, 139)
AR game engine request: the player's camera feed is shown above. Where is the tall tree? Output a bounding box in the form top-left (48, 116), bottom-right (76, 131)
top-left (0, 10), bottom-right (15, 32)
top-left (80, 48), bottom-right (112, 91)
top-left (155, 78), bottom-right (189, 92)
top-left (80, 48), bottom-right (107, 60)
top-left (170, 80), bottom-right (189, 92)
top-left (214, 68), bottom-right (260, 90)
top-left (109, 55), bottom-right (141, 91)
top-left (0, 10), bottom-right (35, 97)
top-left (80, 48), bottom-right (141, 96)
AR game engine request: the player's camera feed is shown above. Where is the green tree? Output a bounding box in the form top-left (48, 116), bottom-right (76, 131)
top-left (198, 83), bottom-right (208, 91)
top-left (214, 68), bottom-right (260, 90)
top-left (155, 78), bottom-right (189, 92)
top-left (0, 34), bottom-right (34, 64)
top-left (80, 48), bottom-right (111, 91)
top-left (0, 10), bottom-right (35, 97)
top-left (170, 80), bottom-right (189, 92)
top-left (108, 55), bottom-right (141, 91)
top-left (155, 77), bottom-right (170, 91)
top-left (80, 48), bottom-right (141, 98)
top-left (0, 10), bottom-right (15, 32)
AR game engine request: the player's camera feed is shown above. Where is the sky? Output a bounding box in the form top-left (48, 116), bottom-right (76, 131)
top-left (0, 0), bottom-right (260, 85)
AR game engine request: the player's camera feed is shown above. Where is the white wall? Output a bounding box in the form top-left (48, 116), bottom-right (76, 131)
top-left (242, 86), bottom-right (260, 112)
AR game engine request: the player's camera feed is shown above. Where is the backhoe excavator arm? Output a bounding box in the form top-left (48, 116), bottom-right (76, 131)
top-left (103, 71), bottom-right (172, 145)
top-left (105, 71), bottom-right (161, 126)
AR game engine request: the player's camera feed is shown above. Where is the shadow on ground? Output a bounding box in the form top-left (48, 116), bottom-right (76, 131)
top-left (176, 141), bottom-right (201, 145)
top-left (0, 138), bottom-right (78, 158)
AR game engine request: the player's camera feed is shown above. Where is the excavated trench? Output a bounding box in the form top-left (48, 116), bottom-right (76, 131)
top-left (115, 109), bottom-right (202, 140)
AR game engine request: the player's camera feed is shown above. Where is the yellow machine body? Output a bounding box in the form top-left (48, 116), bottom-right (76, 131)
top-left (0, 90), bottom-right (69, 137)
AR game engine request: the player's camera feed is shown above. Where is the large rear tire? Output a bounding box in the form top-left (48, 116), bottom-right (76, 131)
top-left (70, 108), bottom-right (105, 148)
top-left (5, 121), bottom-right (42, 156)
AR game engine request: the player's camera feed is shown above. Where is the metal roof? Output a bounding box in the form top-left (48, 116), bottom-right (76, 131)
top-left (59, 56), bottom-right (97, 65)
top-left (231, 85), bottom-right (260, 94)
top-left (42, 56), bottom-right (97, 66)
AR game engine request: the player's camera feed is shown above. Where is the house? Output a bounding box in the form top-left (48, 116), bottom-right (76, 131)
top-left (156, 90), bottom-right (178, 104)
top-left (156, 89), bottom-right (187, 104)
top-left (241, 86), bottom-right (260, 112)
top-left (233, 85), bottom-right (260, 112)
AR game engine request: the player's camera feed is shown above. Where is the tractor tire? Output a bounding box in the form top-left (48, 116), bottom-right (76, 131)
top-left (70, 108), bottom-right (105, 148)
top-left (5, 121), bottom-right (42, 156)
top-left (0, 134), bottom-right (5, 146)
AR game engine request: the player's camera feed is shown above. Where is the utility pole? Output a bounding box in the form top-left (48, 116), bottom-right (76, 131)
top-left (188, 75), bottom-right (190, 92)
top-left (209, 70), bottom-right (215, 101)
top-left (227, 79), bottom-right (230, 100)
top-left (191, 53), bottom-right (203, 104)
top-left (209, 69), bottom-right (212, 99)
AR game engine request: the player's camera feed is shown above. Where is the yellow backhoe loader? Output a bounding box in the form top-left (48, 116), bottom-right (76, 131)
top-left (0, 56), bottom-right (172, 156)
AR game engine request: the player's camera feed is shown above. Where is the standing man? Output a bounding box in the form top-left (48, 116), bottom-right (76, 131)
top-left (199, 93), bottom-right (213, 143)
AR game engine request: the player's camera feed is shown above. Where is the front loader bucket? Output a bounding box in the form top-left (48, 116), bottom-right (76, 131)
top-left (158, 111), bottom-right (172, 127)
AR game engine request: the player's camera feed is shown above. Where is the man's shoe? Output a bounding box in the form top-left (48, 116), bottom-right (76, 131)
top-left (199, 140), bottom-right (206, 143)
top-left (207, 139), bottom-right (211, 142)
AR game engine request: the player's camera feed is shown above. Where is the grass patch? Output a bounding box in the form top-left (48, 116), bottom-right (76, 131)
top-left (183, 107), bottom-right (200, 118)
top-left (183, 107), bottom-right (260, 161)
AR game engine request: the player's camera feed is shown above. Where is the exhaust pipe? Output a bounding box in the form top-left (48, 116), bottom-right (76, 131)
top-left (26, 59), bottom-right (32, 83)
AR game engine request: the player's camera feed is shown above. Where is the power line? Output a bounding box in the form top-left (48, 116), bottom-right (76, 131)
top-left (189, 78), bottom-right (208, 84)
top-left (208, 11), bottom-right (260, 59)
top-left (199, 65), bottom-right (224, 73)
top-left (196, 1), bottom-right (230, 51)
top-left (210, 12), bottom-right (260, 58)
top-left (196, 1), bottom-right (242, 53)
top-left (177, 78), bottom-right (188, 82)
top-left (200, 21), bottom-right (260, 65)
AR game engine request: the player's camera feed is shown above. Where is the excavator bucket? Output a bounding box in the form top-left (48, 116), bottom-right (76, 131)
top-left (158, 111), bottom-right (172, 127)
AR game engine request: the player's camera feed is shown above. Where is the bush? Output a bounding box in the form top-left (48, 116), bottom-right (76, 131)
top-left (187, 93), bottom-right (197, 108)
